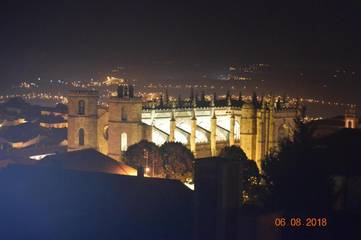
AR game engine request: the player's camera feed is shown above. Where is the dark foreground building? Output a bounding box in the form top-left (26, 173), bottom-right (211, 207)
top-left (194, 157), bottom-right (241, 240)
top-left (0, 166), bottom-right (193, 240)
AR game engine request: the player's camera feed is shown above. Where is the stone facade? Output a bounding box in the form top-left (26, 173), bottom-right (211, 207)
top-left (345, 106), bottom-right (359, 129)
top-left (67, 86), bottom-right (300, 167)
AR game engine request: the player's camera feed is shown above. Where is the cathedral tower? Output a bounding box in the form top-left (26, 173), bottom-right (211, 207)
top-left (240, 102), bottom-right (257, 160)
top-left (107, 84), bottom-right (149, 161)
top-left (67, 90), bottom-right (99, 151)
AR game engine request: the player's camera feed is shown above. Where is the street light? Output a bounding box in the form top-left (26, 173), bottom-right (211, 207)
top-left (143, 148), bottom-right (155, 177)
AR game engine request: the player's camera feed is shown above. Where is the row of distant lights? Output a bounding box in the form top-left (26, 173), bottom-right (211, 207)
top-left (21, 81), bottom-right (261, 90)
top-left (299, 98), bottom-right (357, 108)
top-left (0, 92), bottom-right (356, 109)
top-left (304, 116), bottom-right (324, 122)
top-left (0, 93), bottom-right (67, 104)
top-left (18, 79), bottom-right (104, 89)
top-left (16, 66), bottom-right (358, 90)
top-left (143, 83), bottom-right (255, 90)
top-left (10, 78), bottom-right (359, 109)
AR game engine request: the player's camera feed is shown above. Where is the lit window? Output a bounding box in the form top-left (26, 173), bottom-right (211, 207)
top-left (103, 125), bottom-right (109, 140)
top-left (121, 132), bottom-right (127, 151)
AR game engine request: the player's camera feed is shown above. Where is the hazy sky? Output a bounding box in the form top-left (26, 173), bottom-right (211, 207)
top-left (0, 1), bottom-right (360, 90)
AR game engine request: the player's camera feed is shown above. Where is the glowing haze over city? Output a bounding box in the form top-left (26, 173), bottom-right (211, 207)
top-left (0, 1), bottom-right (360, 118)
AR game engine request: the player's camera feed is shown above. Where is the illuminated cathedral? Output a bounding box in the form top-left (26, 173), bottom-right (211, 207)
top-left (67, 83), bottom-right (301, 168)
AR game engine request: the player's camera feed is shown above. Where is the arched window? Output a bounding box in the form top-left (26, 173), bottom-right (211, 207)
top-left (79, 128), bottom-right (85, 146)
top-left (121, 132), bottom-right (127, 151)
top-left (103, 125), bottom-right (109, 140)
top-left (78, 100), bottom-right (85, 115)
top-left (347, 120), bottom-right (353, 128)
top-left (121, 107), bottom-right (127, 121)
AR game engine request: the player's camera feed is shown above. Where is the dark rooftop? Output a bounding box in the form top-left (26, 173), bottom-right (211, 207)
top-left (0, 122), bottom-right (43, 143)
top-left (39, 114), bottom-right (66, 124)
top-left (39, 149), bottom-right (137, 176)
top-left (0, 165), bottom-right (193, 240)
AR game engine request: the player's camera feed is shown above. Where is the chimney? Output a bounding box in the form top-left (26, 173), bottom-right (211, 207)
top-left (193, 157), bottom-right (240, 240)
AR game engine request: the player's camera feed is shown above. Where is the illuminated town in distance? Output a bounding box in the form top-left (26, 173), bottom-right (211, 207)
top-left (1, 62), bottom-right (359, 119)
top-left (1, 1), bottom-right (361, 240)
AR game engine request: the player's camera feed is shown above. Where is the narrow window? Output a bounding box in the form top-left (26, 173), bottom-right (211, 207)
top-left (78, 100), bottom-right (85, 115)
top-left (347, 121), bottom-right (352, 128)
top-left (121, 132), bottom-right (127, 151)
top-left (79, 128), bottom-right (85, 146)
top-left (121, 107), bottom-right (127, 121)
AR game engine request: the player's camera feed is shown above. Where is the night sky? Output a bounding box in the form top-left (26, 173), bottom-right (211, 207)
top-left (1, 1), bottom-right (361, 105)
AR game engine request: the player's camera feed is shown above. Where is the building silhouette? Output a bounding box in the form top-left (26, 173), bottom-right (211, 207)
top-left (0, 165), bottom-right (193, 240)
